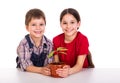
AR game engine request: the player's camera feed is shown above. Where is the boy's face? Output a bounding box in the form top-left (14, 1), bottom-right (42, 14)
top-left (26, 18), bottom-right (45, 38)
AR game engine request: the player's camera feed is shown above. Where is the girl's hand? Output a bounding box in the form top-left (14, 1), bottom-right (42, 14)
top-left (56, 65), bottom-right (70, 78)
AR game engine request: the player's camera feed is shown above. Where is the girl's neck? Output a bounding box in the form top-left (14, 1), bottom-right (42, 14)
top-left (64, 32), bottom-right (77, 43)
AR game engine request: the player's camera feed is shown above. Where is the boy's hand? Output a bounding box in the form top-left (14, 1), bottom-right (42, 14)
top-left (40, 67), bottom-right (51, 76)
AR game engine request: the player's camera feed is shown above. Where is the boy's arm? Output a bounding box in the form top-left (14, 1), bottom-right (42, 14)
top-left (26, 65), bottom-right (51, 76)
top-left (17, 43), bottom-right (51, 76)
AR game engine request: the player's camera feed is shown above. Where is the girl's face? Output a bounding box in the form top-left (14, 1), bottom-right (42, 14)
top-left (26, 18), bottom-right (45, 38)
top-left (60, 14), bottom-right (80, 37)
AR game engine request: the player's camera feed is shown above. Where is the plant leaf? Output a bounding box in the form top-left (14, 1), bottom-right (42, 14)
top-left (59, 52), bottom-right (67, 55)
top-left (48, 47), bottom-right (68, 59)
top-left (57, 47), bottom-right (68, 52)
top-left (48, 51), bottom-right (55, 58)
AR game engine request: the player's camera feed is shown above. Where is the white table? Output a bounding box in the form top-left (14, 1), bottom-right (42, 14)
top-left (0, 68), bottom-right (120, 83)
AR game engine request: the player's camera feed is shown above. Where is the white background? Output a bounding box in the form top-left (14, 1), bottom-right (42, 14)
top-left (0, 0), bottom-right (120, 68)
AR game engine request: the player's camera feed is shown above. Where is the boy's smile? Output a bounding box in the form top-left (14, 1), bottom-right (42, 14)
top-left (26, 18), bottom-right (45, 38)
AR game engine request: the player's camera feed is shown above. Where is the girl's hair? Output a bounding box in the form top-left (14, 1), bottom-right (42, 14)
top-left (25, 8), bottom-right (46, 25)
top-left (60, 8), bottom-right (81, 22)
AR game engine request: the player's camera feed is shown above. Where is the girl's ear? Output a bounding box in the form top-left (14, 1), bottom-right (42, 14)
top-left (60, 22), bottom-right (62, 28)
top-left (77, 21), bottom-right (81, 30)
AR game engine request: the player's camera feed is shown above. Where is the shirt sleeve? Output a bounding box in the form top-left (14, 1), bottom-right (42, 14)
top-left (46, 41), bottom-right (53, 64)
top-left (53, 37), bottom-right (59, 50)
top-left (17, 41), bottom-right (33, 71)
top-left (78, 36), bottom-right (89, 55)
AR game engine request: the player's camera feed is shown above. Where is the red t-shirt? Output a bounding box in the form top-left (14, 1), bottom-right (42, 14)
top-left (53, 32), bottom-right (89, 68)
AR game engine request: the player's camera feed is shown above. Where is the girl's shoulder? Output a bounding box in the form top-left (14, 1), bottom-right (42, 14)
top-left (53, 33), bottom-right (64, 41)
top-left (77, 32), bottom-right (88, 40)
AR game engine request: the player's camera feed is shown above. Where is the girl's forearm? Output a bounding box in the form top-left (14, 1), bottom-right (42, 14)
top-left (69, 65), bottom-right (82, 75)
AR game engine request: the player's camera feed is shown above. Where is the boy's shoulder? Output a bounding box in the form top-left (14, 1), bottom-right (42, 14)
top-left (43, 35), bottom-right (52, 45)
top-left (19, 37), bottom-right (28, 46)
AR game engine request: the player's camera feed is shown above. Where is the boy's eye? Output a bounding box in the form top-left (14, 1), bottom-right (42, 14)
top-left (40, 23), bottom-right (44, 26)
top-left (31, 23), bottom-right (45, 26)
top-left (32, 24), bottom-right (36, 26)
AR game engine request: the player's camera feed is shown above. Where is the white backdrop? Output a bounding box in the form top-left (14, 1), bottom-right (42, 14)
top-left (0, 0), bottom-right (120, 68)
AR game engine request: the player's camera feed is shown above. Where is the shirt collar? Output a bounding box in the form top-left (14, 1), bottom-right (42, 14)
top-left (29, 35), bottom-right (47, 47)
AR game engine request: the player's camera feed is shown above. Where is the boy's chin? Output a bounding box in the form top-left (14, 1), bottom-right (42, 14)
top-left (34, 34), bottom-right (43, 38)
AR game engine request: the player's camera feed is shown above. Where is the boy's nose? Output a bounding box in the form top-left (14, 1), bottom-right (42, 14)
top-left (36, 25), bottom-right (40, 29)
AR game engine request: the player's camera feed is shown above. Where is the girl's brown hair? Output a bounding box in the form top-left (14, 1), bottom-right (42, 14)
top-left (60, 8), bottom-right (81, 22)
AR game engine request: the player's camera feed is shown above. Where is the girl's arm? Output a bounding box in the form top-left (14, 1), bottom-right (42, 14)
top-left (56, 55), bottom-right (86, 77)
top-left (69, 55), bottom-right (86, 75)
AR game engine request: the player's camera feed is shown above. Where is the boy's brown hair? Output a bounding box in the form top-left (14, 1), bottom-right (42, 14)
top-left (25, 8), bottom-right (46, 25)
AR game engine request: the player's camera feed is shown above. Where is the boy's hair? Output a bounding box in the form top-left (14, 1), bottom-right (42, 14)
top-left (25, 8), bottom-right (46, 25)
top-left (60, 8), bottom-right (81, 22)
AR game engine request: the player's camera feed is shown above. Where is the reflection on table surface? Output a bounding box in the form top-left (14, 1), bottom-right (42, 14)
top-left (0, 68), bottom-right (120, 83)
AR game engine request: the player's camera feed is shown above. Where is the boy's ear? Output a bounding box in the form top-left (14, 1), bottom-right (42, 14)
top-left (25, 25), bottom-right (29, 31)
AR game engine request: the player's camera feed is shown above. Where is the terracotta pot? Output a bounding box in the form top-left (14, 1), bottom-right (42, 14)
top-left (49, 62), bottom-right (66, 78)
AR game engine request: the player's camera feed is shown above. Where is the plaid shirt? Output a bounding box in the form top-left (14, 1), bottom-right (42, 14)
top-left (17, 35), bottom-right (53, 71)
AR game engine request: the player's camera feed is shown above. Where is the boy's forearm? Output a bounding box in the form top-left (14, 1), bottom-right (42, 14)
top-left (26, 65), bottom-right (42, 73)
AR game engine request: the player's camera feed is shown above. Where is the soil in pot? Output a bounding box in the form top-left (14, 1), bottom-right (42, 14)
top-left (49, 62), bottom-right (66, 78)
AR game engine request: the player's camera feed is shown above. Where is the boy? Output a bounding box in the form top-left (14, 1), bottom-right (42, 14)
top-left (16, 8), bottom-right (53, 76)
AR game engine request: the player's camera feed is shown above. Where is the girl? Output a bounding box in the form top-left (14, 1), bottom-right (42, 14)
top-left (53, 8), bottom-right (90, 77)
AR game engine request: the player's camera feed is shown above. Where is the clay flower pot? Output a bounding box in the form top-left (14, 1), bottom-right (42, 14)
top-left (49, 62), bottom-right (66, 78)
top-left (48, 47), bottom-right (68, 77)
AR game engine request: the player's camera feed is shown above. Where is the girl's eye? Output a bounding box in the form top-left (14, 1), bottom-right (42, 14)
top-left (71, 22), bottom-right (75, 24)
top-left (63, 22), bottom-right (67, 24)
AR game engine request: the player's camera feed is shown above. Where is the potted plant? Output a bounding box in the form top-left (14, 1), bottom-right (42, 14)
top-left (48, 47), bottom-right (68, 77)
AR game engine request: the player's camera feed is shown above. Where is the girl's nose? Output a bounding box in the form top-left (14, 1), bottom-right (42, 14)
top-left (66, 24), bottom-right (70, 28)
